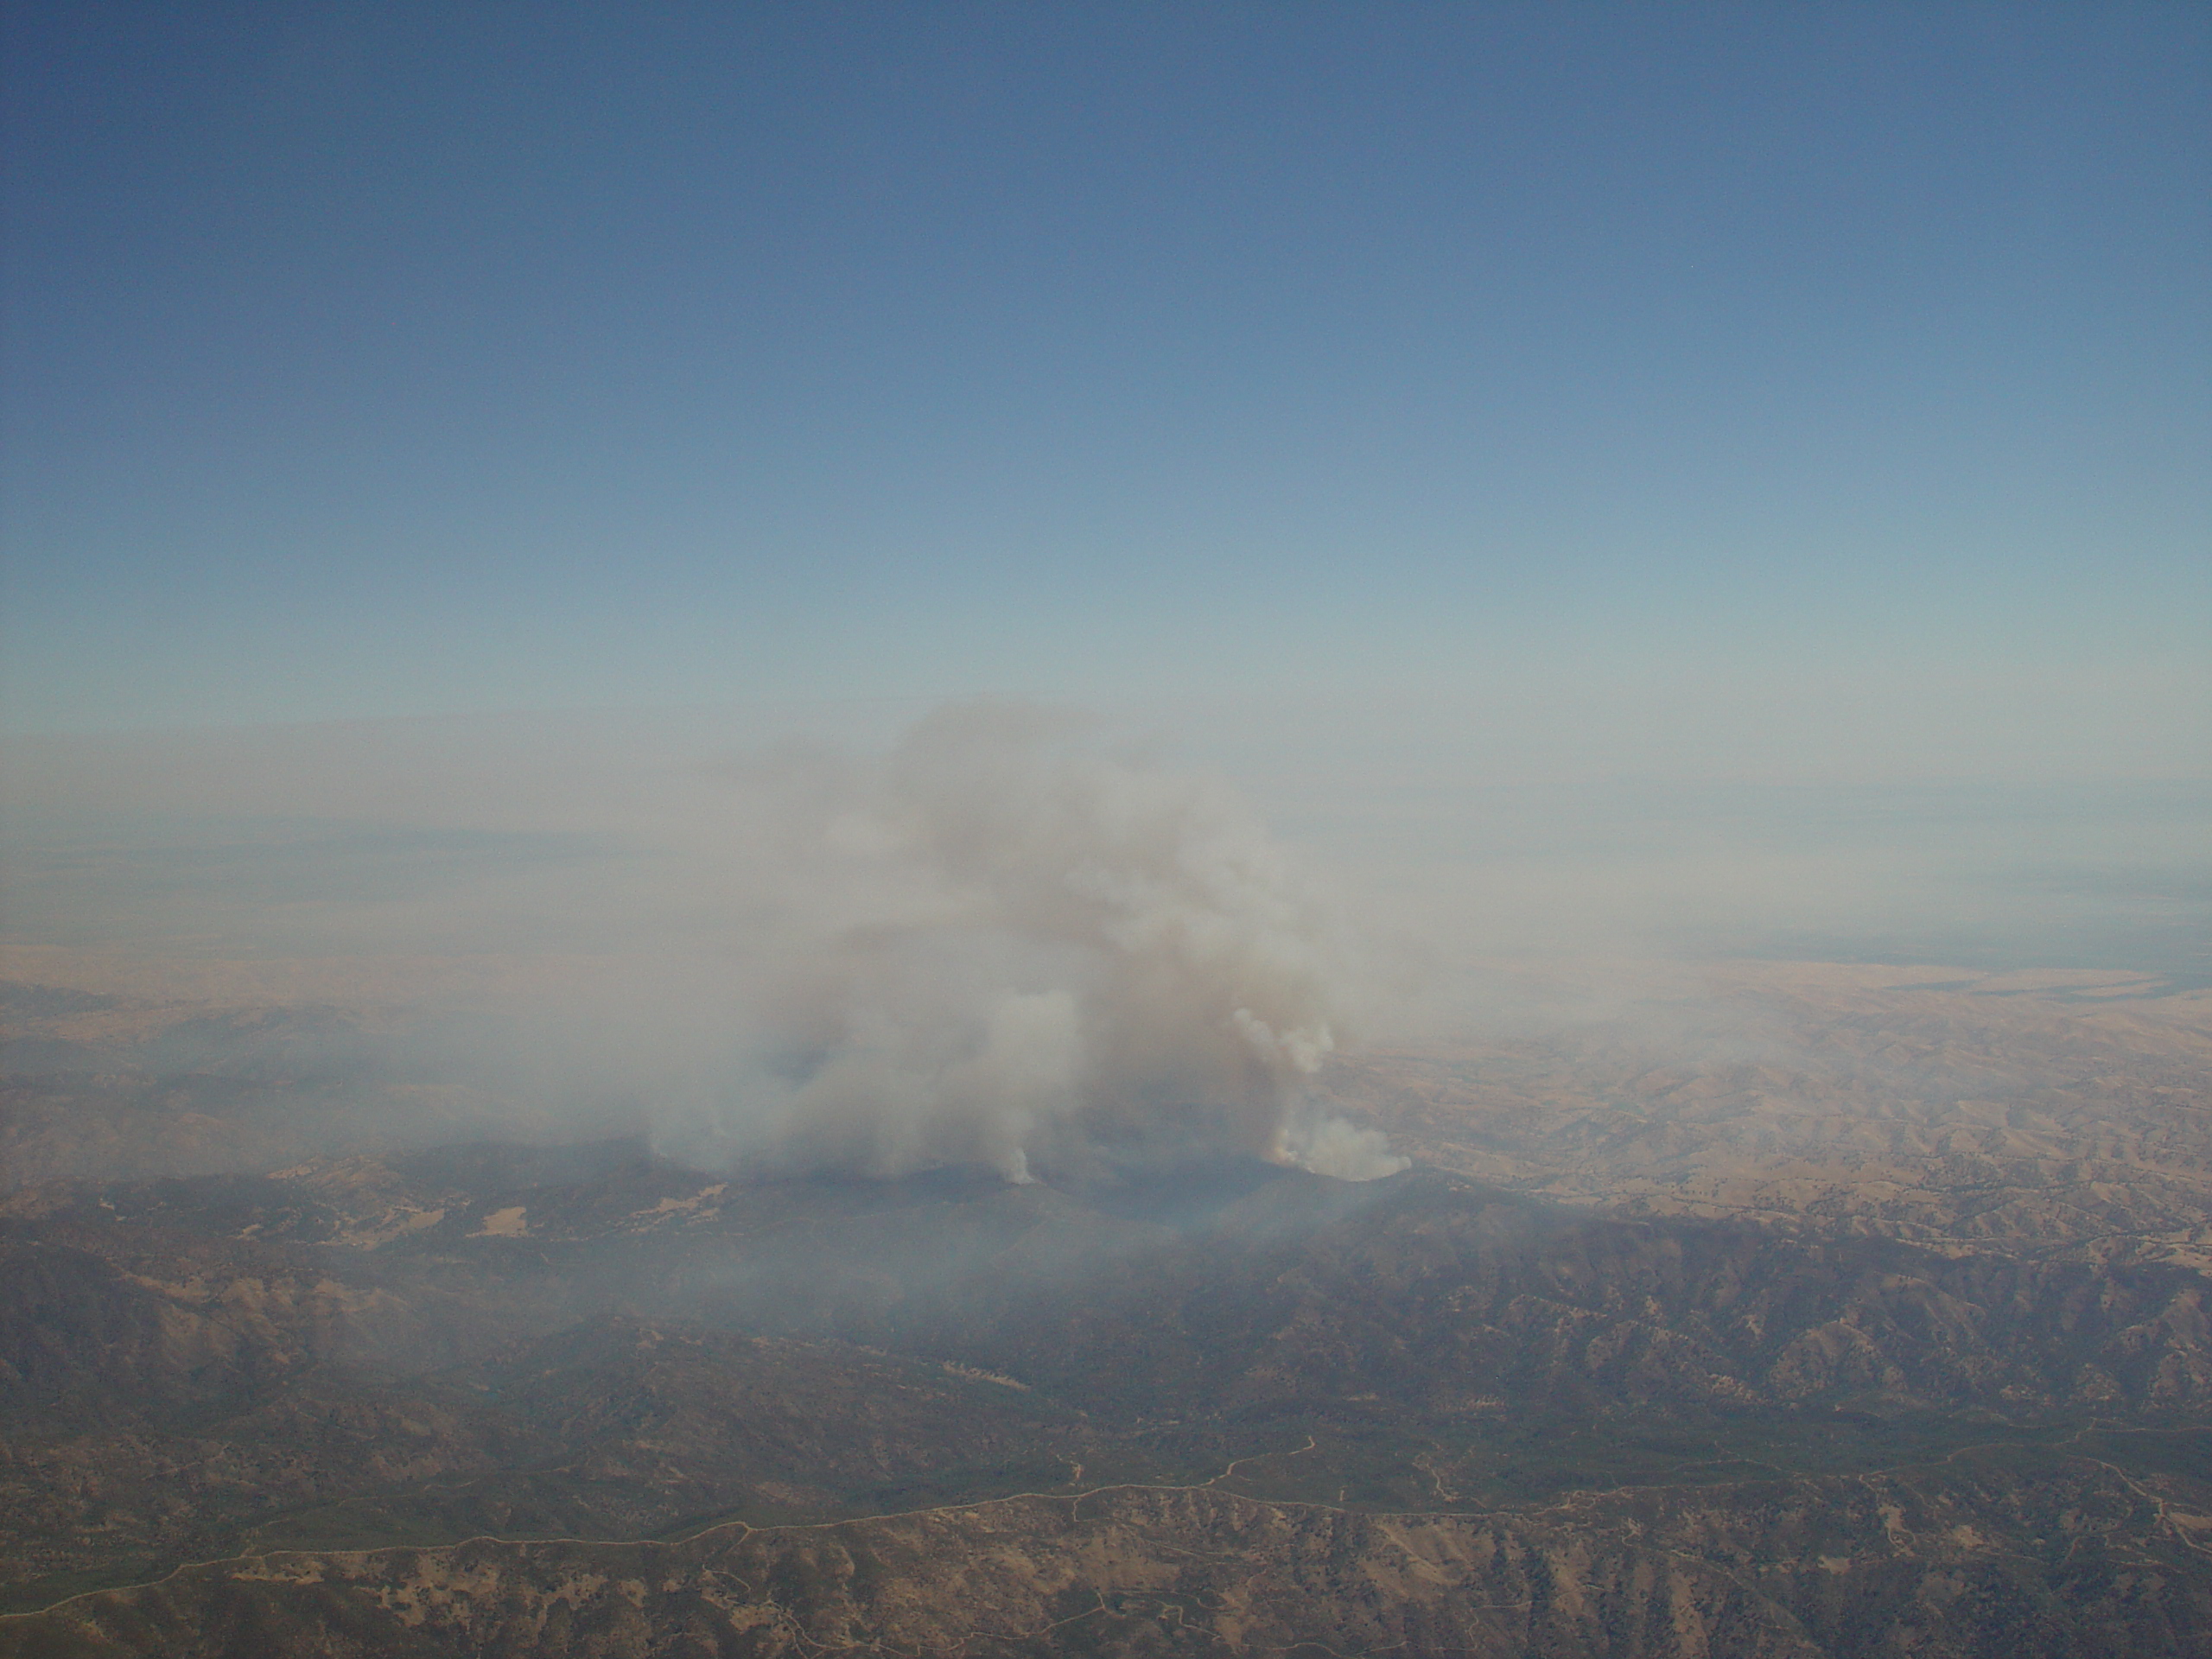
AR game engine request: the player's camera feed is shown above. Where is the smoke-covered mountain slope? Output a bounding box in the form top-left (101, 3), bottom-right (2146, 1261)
top-left (4, 957), bottom-right (2210, 1654)
top-left (14, 1148), bottom-right (2212, 1433)
top-left (7, 1138), bottom-right (2212, 1646)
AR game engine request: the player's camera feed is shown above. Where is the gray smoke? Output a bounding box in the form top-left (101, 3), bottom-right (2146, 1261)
top-left (658, 702), bottom-right (1404, 1185)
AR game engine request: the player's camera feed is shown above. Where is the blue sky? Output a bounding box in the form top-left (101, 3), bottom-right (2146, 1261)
top-left (3, 2), bottom-right (2206, 772)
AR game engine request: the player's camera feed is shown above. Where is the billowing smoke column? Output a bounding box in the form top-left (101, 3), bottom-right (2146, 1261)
top-left (677, 703), bottom-right (1404, 1185)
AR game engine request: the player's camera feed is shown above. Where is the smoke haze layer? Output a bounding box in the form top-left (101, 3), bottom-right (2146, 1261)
top-left (656, 702), bottom-right (1402, 1184)
top-left (6, 697), bottom-right (2200, 1193)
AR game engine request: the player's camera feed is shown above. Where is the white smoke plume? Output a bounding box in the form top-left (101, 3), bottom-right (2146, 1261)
top-left (660, 702), bottom-right (1405, 1185)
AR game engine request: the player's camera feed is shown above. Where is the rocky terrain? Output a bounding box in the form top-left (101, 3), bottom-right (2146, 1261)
top-left (1330, 963), bottom-right (2212, 1263)
top-left (12, 1459), bottom-right (2212, 1656)
top-left (3, 959), bottom-right (2209, 1655)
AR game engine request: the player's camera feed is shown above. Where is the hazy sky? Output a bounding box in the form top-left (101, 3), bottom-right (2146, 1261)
top-left (3, 1), bottom-right (2205, 766)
